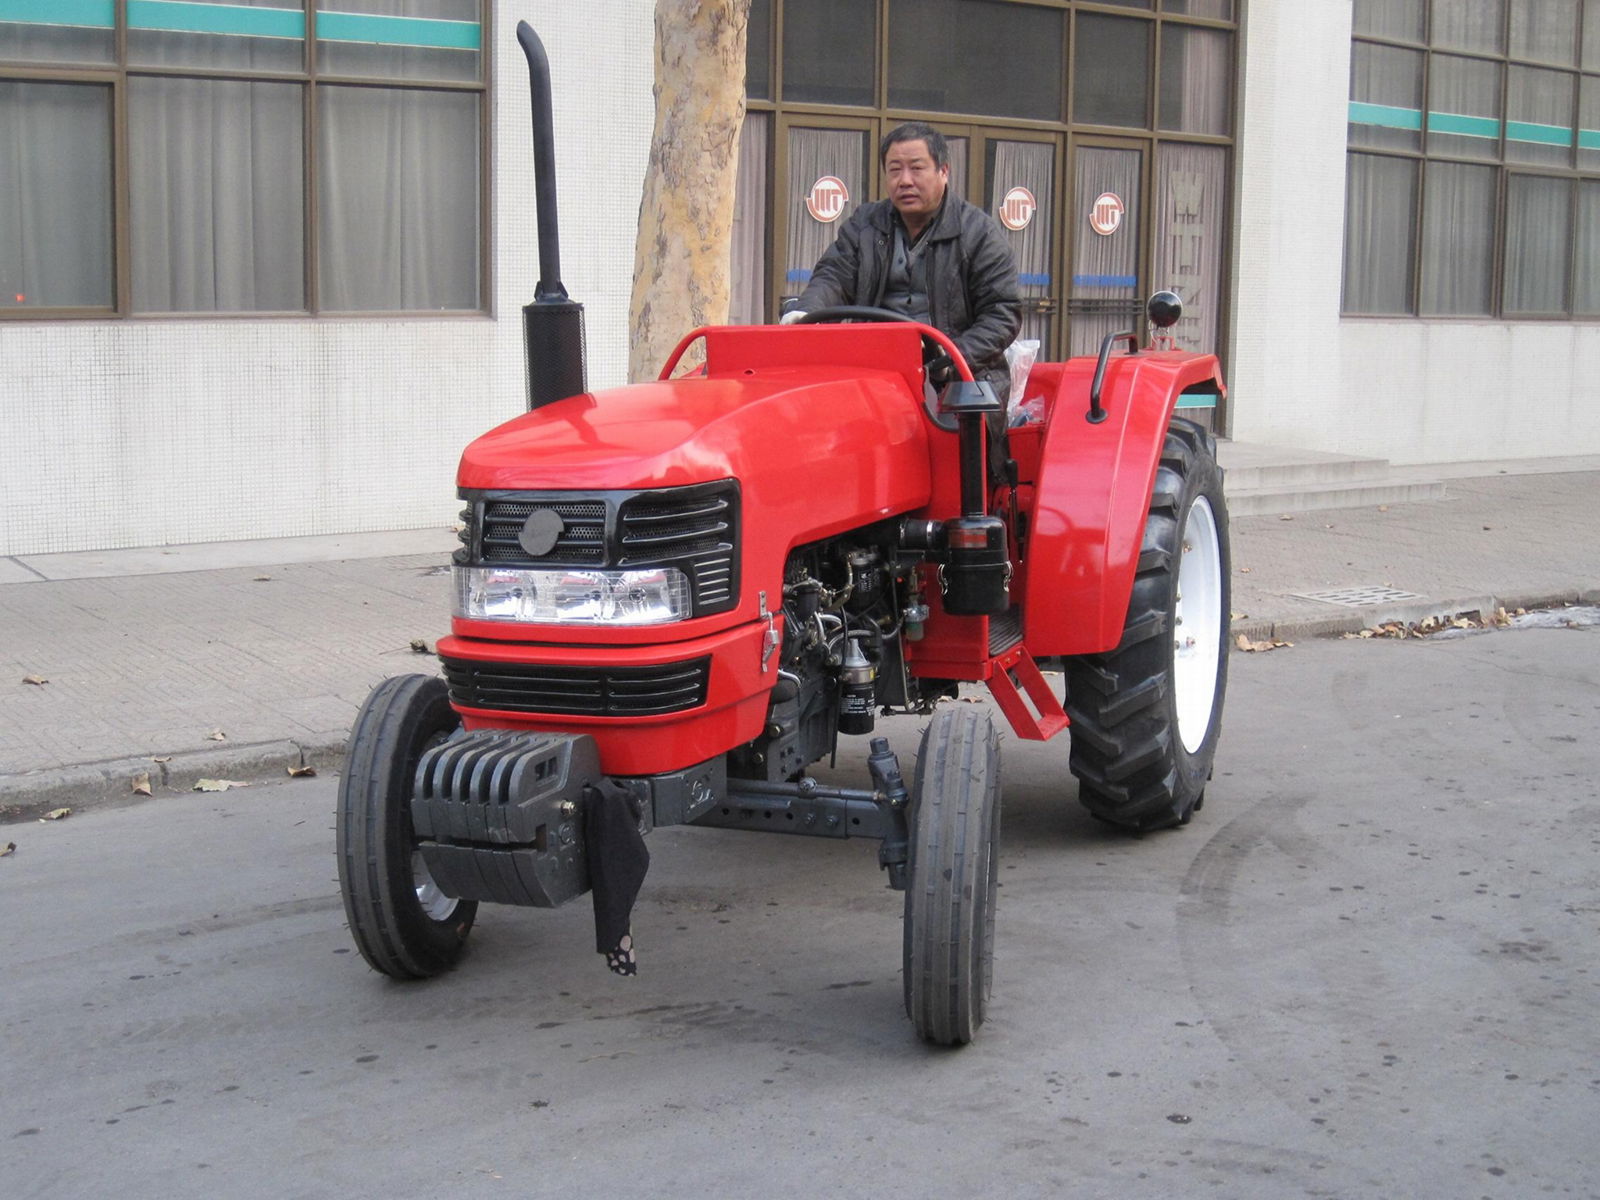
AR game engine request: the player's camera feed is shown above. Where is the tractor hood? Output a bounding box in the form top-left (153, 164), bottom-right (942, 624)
top-left (458, 365), bottom-right (934, 545)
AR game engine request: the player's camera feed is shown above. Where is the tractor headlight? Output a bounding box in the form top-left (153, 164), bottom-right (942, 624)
top-left (454, 565), bottom-right (693, 625)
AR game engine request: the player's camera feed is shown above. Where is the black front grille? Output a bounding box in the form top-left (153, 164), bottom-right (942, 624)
top-left (619, 490), bottom-right (737, 609)
top-left (442, 656), bottom-right (711, 717)
top-left (481, 499), bottom-right (605, 564)
top-left (461, 482), bottom-right (740, 617)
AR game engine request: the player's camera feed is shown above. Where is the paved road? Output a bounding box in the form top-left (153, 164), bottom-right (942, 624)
top-left (4, 628), bottom-right (1598, 1199)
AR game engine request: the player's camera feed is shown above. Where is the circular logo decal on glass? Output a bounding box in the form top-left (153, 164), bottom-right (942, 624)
top-left (1089, 192), bottom-right (1125, 236)
top-left (998, 186), bottom-right (1037, 232)
top-left (806, 176), bottom-right (850, 223)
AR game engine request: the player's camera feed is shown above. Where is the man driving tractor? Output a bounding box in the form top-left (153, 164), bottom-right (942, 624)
top-left (784, 121), bottom-right (1022, 401)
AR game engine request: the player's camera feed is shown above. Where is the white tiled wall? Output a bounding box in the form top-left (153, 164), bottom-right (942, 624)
top-left (7, 0), bottom-right (1598, 560)
top-left (1228, 0), bottom-right (1600, 465)
top-left (0, 1), bottom-right (655, 557)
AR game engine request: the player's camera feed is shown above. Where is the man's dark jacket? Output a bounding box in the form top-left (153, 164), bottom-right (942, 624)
top-left (796, 194), bottom-right (1022, 399)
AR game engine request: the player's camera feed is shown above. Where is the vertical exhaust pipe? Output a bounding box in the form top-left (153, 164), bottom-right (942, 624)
top-left (516, 20), bottom-right (586, 410)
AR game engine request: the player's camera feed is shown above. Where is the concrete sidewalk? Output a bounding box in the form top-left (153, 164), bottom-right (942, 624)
top-left (3, 465), bottom-right (1597, 817)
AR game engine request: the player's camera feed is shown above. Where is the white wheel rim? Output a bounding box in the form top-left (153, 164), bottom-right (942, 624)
top-left (1173, 494), bottom-right (1222, 754)
top-left (412, 850), bottom-right (458, 922)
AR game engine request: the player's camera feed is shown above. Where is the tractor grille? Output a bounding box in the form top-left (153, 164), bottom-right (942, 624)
top-left (619, 491), bottom-right (736, 609)
top-left (441, 655), bottom-right (711, 717)
top-left (481, 498), bottom-right (605, 564)
top-left (460, 481), bottom-right (739, 617)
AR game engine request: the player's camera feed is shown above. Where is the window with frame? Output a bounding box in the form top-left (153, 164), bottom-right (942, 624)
top-left (1345, 0), bottom-right (1600, 318)
top-left (0, 0), bottom-right (486, 317)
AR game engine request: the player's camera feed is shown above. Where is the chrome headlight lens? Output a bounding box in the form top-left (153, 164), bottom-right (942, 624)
top-left (454, 565), bottom-right (693, 625)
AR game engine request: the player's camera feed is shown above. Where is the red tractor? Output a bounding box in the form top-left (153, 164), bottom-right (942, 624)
top-left (336, 23), bottom-right (1230, 1046)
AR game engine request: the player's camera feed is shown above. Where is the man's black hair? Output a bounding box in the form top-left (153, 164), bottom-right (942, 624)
top-left (880, 121), bottom-right (949, 170)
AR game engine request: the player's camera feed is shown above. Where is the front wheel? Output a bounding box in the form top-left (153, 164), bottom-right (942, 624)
top-left (1064, 419), bottom-right (1230, 830)
top-left (903, 706), bottom-right (1002, 1046)
top-left (336, 674), bottom-right (477, 978)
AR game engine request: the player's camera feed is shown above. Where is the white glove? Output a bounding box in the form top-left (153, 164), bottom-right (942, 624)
top-left (779, 309), bottom-right (807, 325)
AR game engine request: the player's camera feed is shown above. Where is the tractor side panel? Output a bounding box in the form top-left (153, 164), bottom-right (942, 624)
top-left (1021, 353), bottom-right (1223, 656)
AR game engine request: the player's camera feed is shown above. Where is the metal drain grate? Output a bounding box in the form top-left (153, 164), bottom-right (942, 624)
top-left (1291, 585), bottom-right (1428, 607)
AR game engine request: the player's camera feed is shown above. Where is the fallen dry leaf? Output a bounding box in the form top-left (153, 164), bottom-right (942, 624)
top-left (1, 841), bottom-right (16, 857)
top-left (1238, 567), bottom-right (1252, 574)
top-left (151, 755), bottom-right (172, 764)
top-left (41, 807), bottom-right (71, 821)
top-left (132, 772), bottom-right (152, 796)
top-left (253, 575), bottom-right (272, 582)
top-left (194, 779), bottom-right (248, 792)
top-left (409, 638), bottom-right (432, 654)
top-left (1377, 505), bottom-right (1389, 512)
top-left (22, 675), bottom-right (48, 686)
top-left (1279, 514), bottom-right (1294, 521)
top-left (206, 729), bottom-right (227, 742)
top-left (1235, 634), bottom-right (1292, 653)
top-left (286, 764), bottom-right (317, 778)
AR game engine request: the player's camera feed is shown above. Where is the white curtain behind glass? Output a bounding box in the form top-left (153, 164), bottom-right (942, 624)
top-left (1354, 0), bottom-right (1425, 40)
top-left (1420, 160), bottom-right (1495, 314)
top-left (945, 137), bottom-right (968, 203)
top-left (784, 127), bottom-right (865, 298)
top-left (1575, 180), bottom-right (1600, 314)
top-left (730, 112), bottom-right (769, 324)
top-left (1503, 175), bottom-right (1571, 312)
top-left (1432, 0), bottom-right (1505, 53)
top-left (1153, 142), bottom-right (1226, 351)
top-left (318, 85), bottom-right (480, 311)
top-left (1163, 25), bottom-right (1230, 136)
top-left (0, 82), bottom-right (113, 309)
top-left (130, 78), bottom-right (304, 312)
top-left (992, 141), bottom-right (1053, 352)
top-left (1069, 147), bottom-right (1141, 357)
top-left (1343, 152), bottom-right (1417, 313)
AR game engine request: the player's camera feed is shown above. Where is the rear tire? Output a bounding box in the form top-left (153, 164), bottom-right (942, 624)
top-left (1064, 419), bottom-right (1230, 830)
top-left (337, 674), bottom-right (477, 978)
top-left (903, 706), bottom-right (1002, 1046)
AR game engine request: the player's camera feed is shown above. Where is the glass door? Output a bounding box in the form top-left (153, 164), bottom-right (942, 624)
top-left (1152, 142), bottom-right (1229, 353)
top-left (1067, 142), bottom-right (1144, 357)
top-left (776, 118), bottom-right (872, 312)
top-left (984, 134), bottom-right (1060, 358)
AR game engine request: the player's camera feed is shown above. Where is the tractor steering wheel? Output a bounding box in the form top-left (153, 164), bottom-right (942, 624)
top-left (792, 306), bottom-right (972, 382)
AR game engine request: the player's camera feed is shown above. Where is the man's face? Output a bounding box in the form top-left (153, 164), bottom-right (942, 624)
top-left (884, 139), bottom-right (949, 225)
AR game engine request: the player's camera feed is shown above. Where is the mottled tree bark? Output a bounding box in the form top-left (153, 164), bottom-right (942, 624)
top-left (628, 0), bottom-right (750, 382)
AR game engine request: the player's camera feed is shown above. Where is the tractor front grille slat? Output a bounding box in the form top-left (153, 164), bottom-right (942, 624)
top-left (442, 656), bottom-right (711, 718)
top-left (619, 491), bottom-right (735, 565)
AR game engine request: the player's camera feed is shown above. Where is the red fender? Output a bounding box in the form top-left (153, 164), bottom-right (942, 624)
top-left (1020, 351), bottom-right (1225, 656)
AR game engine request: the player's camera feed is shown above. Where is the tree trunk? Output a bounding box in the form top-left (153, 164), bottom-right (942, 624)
top-left (628, 0), bottom-right (750, 382)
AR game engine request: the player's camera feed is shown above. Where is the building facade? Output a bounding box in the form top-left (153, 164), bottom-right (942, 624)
top-left (1, 0), bottom-right (1596, 558)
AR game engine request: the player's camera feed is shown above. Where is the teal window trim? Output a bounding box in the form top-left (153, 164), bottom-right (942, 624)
top-left (0, 1), bottom-right (484, 51)
top-left (128, 1), bottom-right (304, 40)
top-left (1505, 119), bottom-right (1573, 147)
top-left (317, 11), bottom-right (481, 51)
top-left (1348, 101), bottom-right (1423, 131)
top-left (0, 0), bottom-right (114, 28)
top-left (1427, 110), bottom-right (1500, 139)
top-left (1352, 102), bottom-right (1593, 149)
